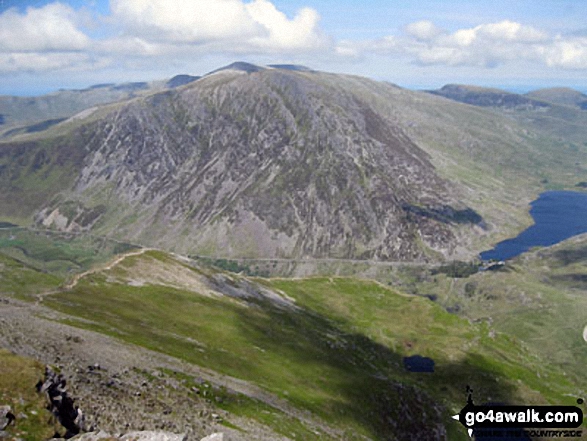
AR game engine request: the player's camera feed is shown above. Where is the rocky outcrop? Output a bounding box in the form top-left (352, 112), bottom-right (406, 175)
top-left (37, 366), bottom-right (85, 438)
top-left (0, 405), bottom-right (15, 431)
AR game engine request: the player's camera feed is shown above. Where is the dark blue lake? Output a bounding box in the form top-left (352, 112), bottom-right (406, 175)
top-left (403, 355), bottom-right (435, 373)
top-left (480, 191), bottom-right (587, 261)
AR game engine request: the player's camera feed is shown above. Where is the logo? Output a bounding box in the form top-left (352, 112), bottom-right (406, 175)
top-left (452, 387), bottom-right (584, 439)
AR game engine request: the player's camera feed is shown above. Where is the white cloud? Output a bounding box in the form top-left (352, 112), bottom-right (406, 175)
top-left (354, 20), bottom-right (587, 70)
top-left (0, 3), bottom-right (90, 52)
top-left (1, 1), bottom-right (587, 84)
top-left (405, 21), bottom-right (442, 42)
top-left (534, 37), bottom-right (587, 69)
top-left (109, 0), bottom-right (328, 51)
top-left (246, 0), bottom-right (326, 50)
top-left (0, 0), bottom-right (329, 76)
top-left (0, 52), bottom-right (100, 73)
top-left (109, 0), bottom-right (259, 43)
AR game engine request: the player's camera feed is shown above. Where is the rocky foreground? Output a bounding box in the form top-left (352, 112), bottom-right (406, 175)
top-left (60, 430), bottom-right (225, 440)
top-left (0, 296), bottom-right (297, 440)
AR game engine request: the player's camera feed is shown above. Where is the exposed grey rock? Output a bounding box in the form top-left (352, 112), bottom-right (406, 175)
top-left (120, 431), bottom-right (187, 441)
top-left (0, 406), bottom-right (14, 430)
top-left (67, 430), bottom-right (187, 441)
top-left (68, 430), bottom-right (112, 440)
top-left (200, 434), bottom-right (225, 441)
top-left (40, 366), bottom-right (83, 437)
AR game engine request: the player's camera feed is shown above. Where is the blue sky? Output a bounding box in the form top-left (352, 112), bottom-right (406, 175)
top-left (1, 0), bottom-right (586, 95)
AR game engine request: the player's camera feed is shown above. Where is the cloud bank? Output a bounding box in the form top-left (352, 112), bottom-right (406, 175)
top-left (352, 19), bottom-right (587, 70)
top-left (0, 0), bottom-right (586, 78)
top-left (0, 0), bottom-right (328, 73)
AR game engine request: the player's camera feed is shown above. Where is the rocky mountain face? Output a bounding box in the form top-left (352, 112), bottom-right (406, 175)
top-left (3, 64), bottom-right (586, 261)
top-left (31, 66), bottom-right (486, 261)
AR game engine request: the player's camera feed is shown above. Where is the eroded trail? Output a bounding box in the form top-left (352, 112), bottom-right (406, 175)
top-left (4, 247), bottom-right (341, 440)
top-left (64, 247), bottom-right (153, 290)
top-left (34, 247), bottom-right (153, 305)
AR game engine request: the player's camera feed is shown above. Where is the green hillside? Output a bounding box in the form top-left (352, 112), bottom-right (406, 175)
top-left (33, 249), bottom-right (580, 439)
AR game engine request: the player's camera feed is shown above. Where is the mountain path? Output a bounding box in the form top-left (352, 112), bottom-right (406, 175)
top-left (34, 247), bottom-right (153, 305)
top-left (4, 245), bottom-right (343, 439)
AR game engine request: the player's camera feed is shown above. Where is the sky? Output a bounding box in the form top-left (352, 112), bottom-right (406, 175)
top-left (1, 0), bottom-right (587, 95)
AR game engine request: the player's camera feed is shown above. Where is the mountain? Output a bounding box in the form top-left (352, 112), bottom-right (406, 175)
top-left (427, 83), bottom-right (587, 147)
top-left (34, 67), bottom-right (472, 261)
top-left (1, 64), bottom-right (587, 441)
top-left (0, 76), bottom-right (202, 139)
top-left (1, 64), bottom-right (586, 262)
top-left (166, 74), bottom-right (201, 89)
top-left (427, 84), bottom-right (550, 110)
top-left (205, 61), bottom-right (267, 75)
top-left (525, 87), bottom-right (587, 110)
top-left (0, 82), bottom-right (159, 134)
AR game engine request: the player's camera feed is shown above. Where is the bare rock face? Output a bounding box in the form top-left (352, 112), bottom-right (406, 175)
top-left (66, 431), bottom-right (188, 441)
top-left (34, 68), bottom-right (482, 262)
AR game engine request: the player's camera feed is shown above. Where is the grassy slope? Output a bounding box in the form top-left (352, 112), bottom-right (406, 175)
top-left (0, 228), bottom-right (137, 278)
top-left (0, 135), bottom-right (84, 224)
top-left (403, 234), bottom-right (587, 402)
top-left (36, 250), bottom-right (582, 440)
top-left (0, 252), bottom-right (62, 300)
top-left (0, 349), bottom-right (60, 440)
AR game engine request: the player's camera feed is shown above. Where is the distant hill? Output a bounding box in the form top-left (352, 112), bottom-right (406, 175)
top-left (525, 87), bottom-right (587, 110)
top-left (426, 83), bottom-right (587, 146)
top-left (166, 75), bottom-right (201, 88)
top-left (205, 61), bottom-right (266, 76)
top-left (0, 81), bottom-right (165, 139)
top-left (0, 76), bottom-right (200, 138)
top-left (427, 84), bottom-right (550, 110)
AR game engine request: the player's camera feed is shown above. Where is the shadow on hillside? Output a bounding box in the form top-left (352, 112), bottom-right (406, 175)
top-left (551, 246), bottom-right (587, 265)
top-left (550, 273), bottom-right (587, 290)
top-left (402, 204), bottom-right (483, 225)
top-left (235, 299), bottom-right (522, 441)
